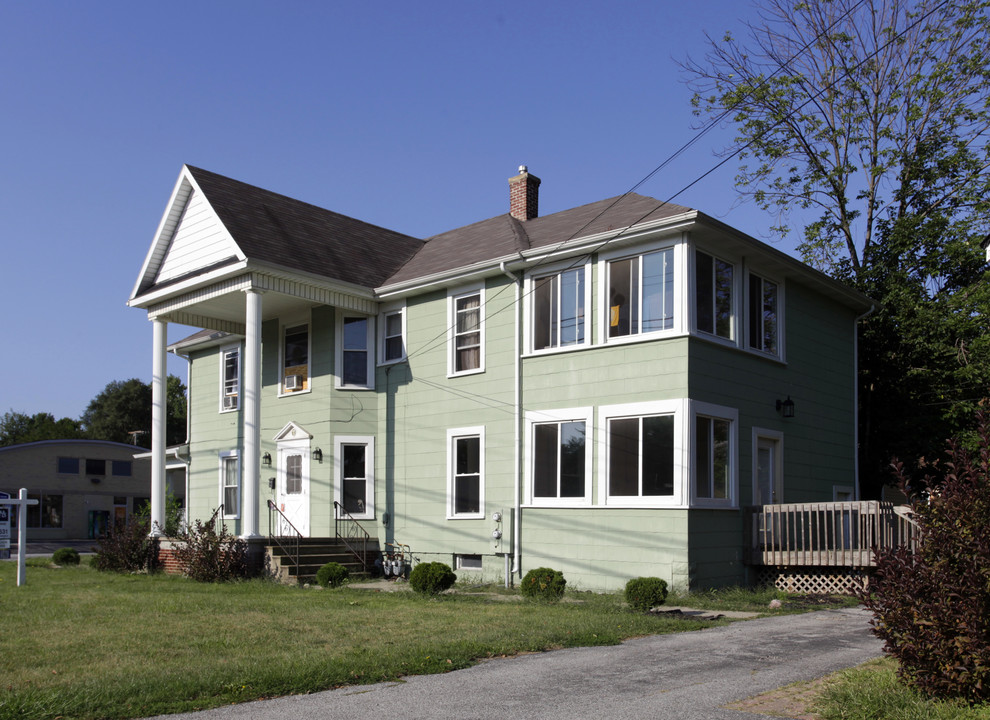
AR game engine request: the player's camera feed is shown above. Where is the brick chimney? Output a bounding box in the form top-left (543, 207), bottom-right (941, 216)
top-left (509, 165), bottom-right (541, 221)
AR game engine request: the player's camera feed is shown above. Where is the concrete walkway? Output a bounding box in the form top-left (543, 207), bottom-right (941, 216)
top-left (148, 606), bottom-right (882, 720)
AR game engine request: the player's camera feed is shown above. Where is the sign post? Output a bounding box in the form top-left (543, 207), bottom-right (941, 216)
top-left (0, 489), bottom-right (39, 586)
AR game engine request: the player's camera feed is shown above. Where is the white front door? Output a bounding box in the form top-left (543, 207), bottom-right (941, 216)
top-left (277, 439), bottom-right (310, 536)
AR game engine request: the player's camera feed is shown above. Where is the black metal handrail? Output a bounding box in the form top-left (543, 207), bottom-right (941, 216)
top-left (267, 499), bottom-right (302, 574)
top-left (208, 504), bottom-right (224, 535)
top-left (333, 501), bottom-right (370, 572)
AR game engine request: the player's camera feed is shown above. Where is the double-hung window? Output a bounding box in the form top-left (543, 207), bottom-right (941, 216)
top-left (337, 313), bottom-right (374, 389)
top-left (532, 266), bottom-right (586, 352)
top-left (447, 427), bottom-right (484, 518)
top-left (695, 251), bottom-right (734, 339)
top-left (282, 323), bottom-right (309, 393)
top-left (221, 345), bottom-right (240, 411)
top-left (449, 286), bottom-right (484, 375)
top-left (606, 247), bottom-right (675, 339)
top-left (528, 409), bottom-right (592, 504)
top-left (379, 305), bottom-right (405, 364)
top-left (748, 273), bottom-right (779, 356)
top-left (220, 452), bottom-right (240, 519)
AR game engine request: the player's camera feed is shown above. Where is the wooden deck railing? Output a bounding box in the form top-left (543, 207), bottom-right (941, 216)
top-left (744, 501), bottom-right (919, 567)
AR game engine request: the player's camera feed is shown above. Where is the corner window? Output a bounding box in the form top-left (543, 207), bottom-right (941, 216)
top-left (334, 436), bottom-right (375, 519)
top-left (449, 287), bottom-right (484, 375)
top-left (695, 251), bottom-right (734, 339)
top-left (57, 457), bottom-right (79, 474)
top-left (220, 452), bottom-right (240, 519)
top-left (379, 306), bottom-right (406, 364)
top-left (532, 266), bottom-right (586, 352)
top-left (221, 345), bottom-right (240, 411)
top-left (748, 273), bottom-right (779, 355)
top-left (282, 323), bottom-right (309, 393)
top-left (693, 402), bottom-right (738, 507)
top-left (608, 415), bottom-right (675, 498)
top-left (336, 313), bottom-right (374, 389)
top-left (526, 408), bottom-right (592, 505)
top-left (447, 427), bottom-right (484, 518)
top-left (607, 247), bottom-right (675, 339)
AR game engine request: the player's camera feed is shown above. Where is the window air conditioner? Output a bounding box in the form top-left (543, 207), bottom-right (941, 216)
top-left (222, 395), bottom-right (238, 410)
top-left (284, 375), bottom-right (302, 391)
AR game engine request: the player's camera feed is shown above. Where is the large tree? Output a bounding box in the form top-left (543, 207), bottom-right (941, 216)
top-left (685, 0), bottom-right (990, 494)
top-left (0, 411), bottom-right (84, 446)
top-left (81, 376), bottom-right (187, 448)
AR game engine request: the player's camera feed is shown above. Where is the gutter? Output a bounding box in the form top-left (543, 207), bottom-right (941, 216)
top-left (499, 260), bottom-right (523, 581)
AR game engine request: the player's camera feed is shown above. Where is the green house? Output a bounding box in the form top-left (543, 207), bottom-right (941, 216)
top-left (129, 165), bottom-right (872, 591)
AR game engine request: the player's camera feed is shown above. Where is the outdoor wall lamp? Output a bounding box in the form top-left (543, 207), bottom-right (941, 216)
top-left (262, 452), bottom-right (272, 466)
top-left (776, 396), bottom-right (796, 419)
top-left (313, 447), bottom-right (323, 463)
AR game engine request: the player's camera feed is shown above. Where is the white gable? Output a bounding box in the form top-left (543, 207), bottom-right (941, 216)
top-left (155, 186), bottom-right (240, 284)
top-left (273, 421), bottom-right (313, 443)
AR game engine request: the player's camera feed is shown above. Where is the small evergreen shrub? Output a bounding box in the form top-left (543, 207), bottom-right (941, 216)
top-left (93, 516), bottom-right (159, 573)
top-left (52, 548), bottom-right (81, 566)
top-left (624, 577), bottom-right (668, 612)
top-left (408, 562), bottom-right (456, 596)
top-left (861, 411), bottom-right (990, 704)
top-left (521, 567), bottom-right (566, 602)
top-left (171, 518), bottom-right (249, 582)
top-left (315, 562), bottom-right (349, 588)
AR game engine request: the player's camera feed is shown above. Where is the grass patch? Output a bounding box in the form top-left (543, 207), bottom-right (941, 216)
top-left (816, 657), bottom-right (990, 720)
top-left (0, 563), bottom-right (721, 719)
top-left (666, 585), bottom-right (859, 614)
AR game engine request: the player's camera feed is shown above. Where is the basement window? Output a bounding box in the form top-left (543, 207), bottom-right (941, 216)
top-left (455, 554), bottom-right (483, 571)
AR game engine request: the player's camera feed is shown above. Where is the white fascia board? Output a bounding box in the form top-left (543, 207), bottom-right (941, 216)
top-left (375, 212), bottom-right (700, 300)
top-left (127, 260), bottom-right (251, 310)
top-left (248, 260), bottom-right (377, 301)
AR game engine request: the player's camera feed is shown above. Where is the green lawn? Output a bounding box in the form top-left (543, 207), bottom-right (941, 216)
top-left (1, 561), bottom-right (729, 720)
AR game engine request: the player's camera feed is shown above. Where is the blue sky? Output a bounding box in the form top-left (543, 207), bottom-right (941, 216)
top-left (0, 1), bottom-right (798, 422)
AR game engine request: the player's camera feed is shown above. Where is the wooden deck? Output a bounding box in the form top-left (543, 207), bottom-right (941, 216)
top-left (744, 501), bottom-right (918, 568)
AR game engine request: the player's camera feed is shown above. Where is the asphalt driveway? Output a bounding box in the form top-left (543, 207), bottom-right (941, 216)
top-left (148, 606), bottom-right (882, 720)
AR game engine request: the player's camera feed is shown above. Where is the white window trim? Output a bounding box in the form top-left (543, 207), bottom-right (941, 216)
top-left (219, 450), bottom-right (240, 520)
top-left (334, 435), bottom-right (375, 520)
top-left (279, 317), bottom-right (312, 397)
top-left (597, 399), bottom-right (690, 508)
top-left (690, 401), bottom-right (739, 509)
top-left (744, 268), bottom-right (786, 362)
top-left (378, 301), bottom-right (407, 365)
top-left (524, 407), bottom-right (593, 506)
top-left (690, 245), bottom-right (740, 348)
top-left (752, 427), bottom-right (784, 505)
top-left (219, 343), bottom-right (241, 413)
top-left (522, 257), bottom-right (593, 355)
top-left (447, 284), bottom-right (486, 377)
top-left (335, 310), bottom-right (375, 390)
top-left (597, 235), bottom-right (687, 347)
top-left (446, 425), bottom-right (485, 519)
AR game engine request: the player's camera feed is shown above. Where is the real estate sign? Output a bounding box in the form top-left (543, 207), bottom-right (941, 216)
top-left (0, 491), bottom-right (10, 558)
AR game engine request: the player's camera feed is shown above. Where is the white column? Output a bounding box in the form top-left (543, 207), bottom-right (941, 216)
top-left (241, 289), bottom-right (263, 538)
top-left (150, 318), bottom-right (167, 536)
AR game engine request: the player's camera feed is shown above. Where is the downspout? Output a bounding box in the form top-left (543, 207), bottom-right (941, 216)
top-left (853, 304), bottom-right (875, 501)
top-left (500, 260), bottom-right (523, 581)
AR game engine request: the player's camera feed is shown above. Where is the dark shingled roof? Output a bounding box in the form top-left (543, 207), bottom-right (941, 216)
top-left (187, 166), bottom-right (425, 288)
top-left (384, 194), bottom-right (693, 286)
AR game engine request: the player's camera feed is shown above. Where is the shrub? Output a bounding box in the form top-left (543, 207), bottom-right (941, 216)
top-left (93, 516), bottom-right (159, 573)
top-left (408, 562), bottom-right (456, 596)
top-left (861, 411), bottom-right (990, 704)
top-left (624, 577), bottom-right (668, 612)
top-left (52, 547), bottom-right (81, 566)
top-left (170, 518), bottom-right (249, 582)
top-left (135, 490), bottom-right (185, 537)
top-left (521, 567), bottom-right (566, 602)
top-left (315, 562), bottom-right (349, 588)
